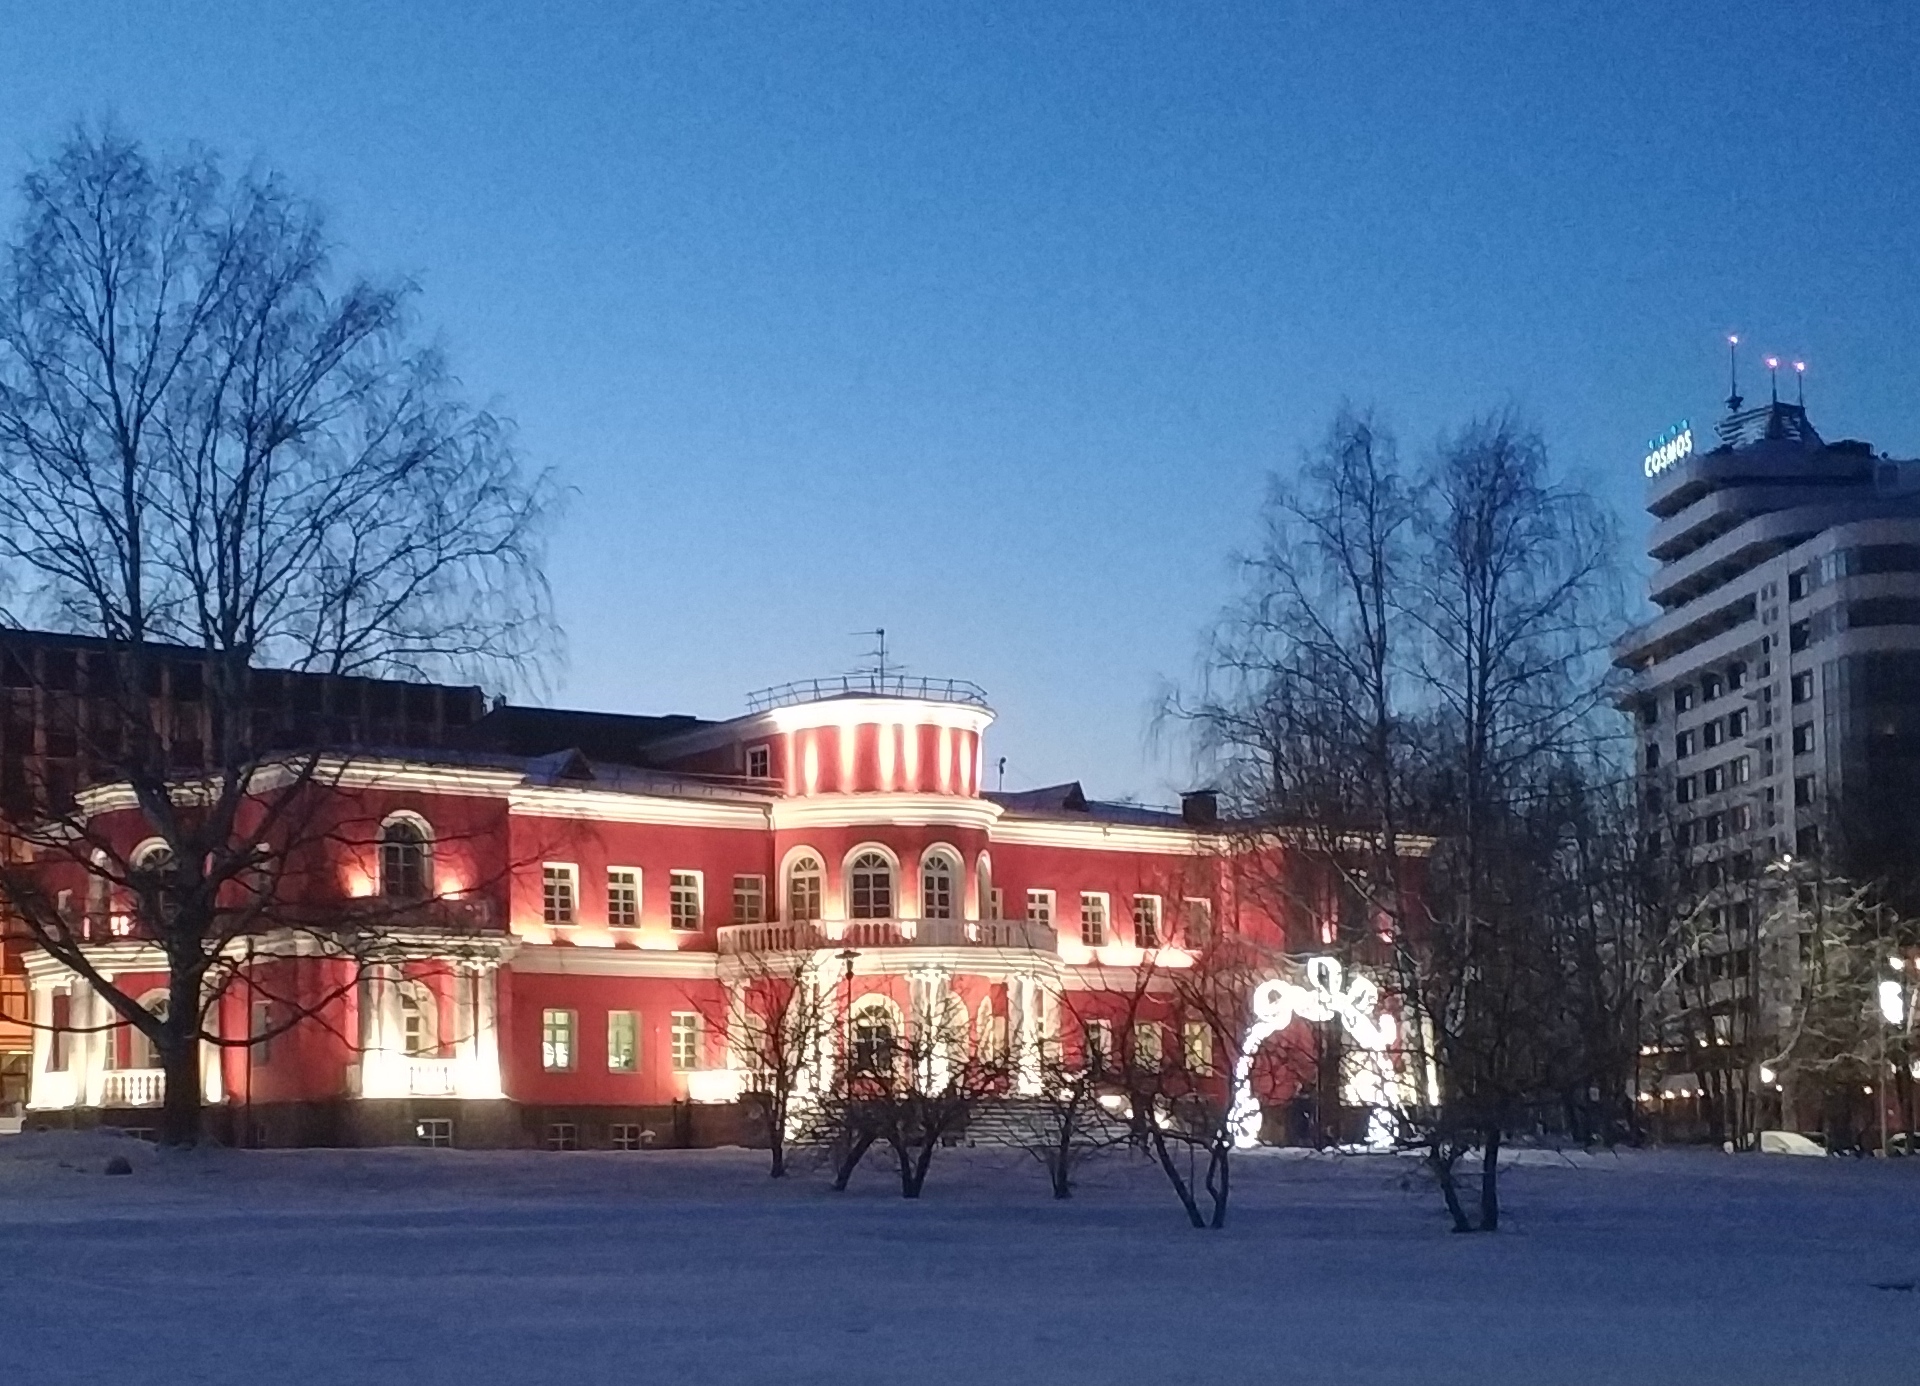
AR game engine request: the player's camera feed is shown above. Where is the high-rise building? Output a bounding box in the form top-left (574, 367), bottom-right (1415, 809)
top-left (1617, 390), bottom-right (1920, 1135)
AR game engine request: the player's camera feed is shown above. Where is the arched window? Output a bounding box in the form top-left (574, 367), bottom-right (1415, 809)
top-left (851, 998), bottom-right (898, 1075)
top-left (786, 854), bottom-right (823, 922)
top-left (921, 851), bottom-right (957, 920)
top-left (380, 817), bottom-right (431, 901)
top-left (135, 989), bottom-right (169, 1070)
top-left (132, 840), bottom-right (175, 877)
top-left (398, 980), bottom-right (438, 1056)
top-left (848, 852), bottom-right (894, 920)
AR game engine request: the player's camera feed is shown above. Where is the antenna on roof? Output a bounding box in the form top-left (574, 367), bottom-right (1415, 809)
top-left (1794, 359), bottom-right (1806, 407)
top-left (852, 627), bottom-right (891, 690)
top-left (1725, 334), bottom-right (1743, 413)
top-left (1766, 356), bottom-right (1780, 406)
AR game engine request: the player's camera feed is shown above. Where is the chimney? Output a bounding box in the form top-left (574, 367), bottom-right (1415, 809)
top-left (1180, 789), bottom-right (1218, 825)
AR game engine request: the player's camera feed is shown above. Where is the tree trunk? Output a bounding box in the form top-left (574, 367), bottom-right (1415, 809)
top-left (831, 1131), bottom-right (874, 1191)
top-left (159, 1030), bottom-right (203, 1148)
top-left (1147, 1125), bottom-right (1207, 1229)
top-left (1478, 1126), bottom-right (1501, 1232)
top-left (1431, 1141), bottom-right (1474, 1233)
top-left (1205, 1140), bottom-right (1230, 1229)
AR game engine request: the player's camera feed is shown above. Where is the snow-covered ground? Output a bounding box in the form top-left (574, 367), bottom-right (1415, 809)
top-left (3, 1132), bottom-right (1917, 1384)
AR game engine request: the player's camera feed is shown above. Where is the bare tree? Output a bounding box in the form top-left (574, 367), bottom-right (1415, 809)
top-left (708, 947), bottom-right (840, 1177)
top-left (0, 127), bottom-right (554, 1145)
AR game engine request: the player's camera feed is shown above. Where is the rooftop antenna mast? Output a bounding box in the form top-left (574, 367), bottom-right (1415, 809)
top-left (853, 627), bottom-right (891, 691)
top-left (1725, 333), bottom-right (1743, 413)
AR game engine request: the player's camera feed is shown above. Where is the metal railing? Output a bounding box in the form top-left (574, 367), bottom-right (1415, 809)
top-left (745, 674), bottom-right (989, 714)
top-left (717, 918), bottom-right (1056, 955)
top-left (406, 1058), bottom-right (458, 1097)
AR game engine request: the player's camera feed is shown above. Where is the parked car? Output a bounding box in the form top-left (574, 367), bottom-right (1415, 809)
top-left (1757, 1130), bottom-right (1827, 1157)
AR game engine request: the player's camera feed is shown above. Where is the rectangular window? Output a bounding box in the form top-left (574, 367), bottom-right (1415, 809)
top-left (1789, 619), bottom-right (1810, 653)
top-left (607, 1010), bottom-right (638, 1072)
top-left (670, 1012), bottom-right (701, 1071)
top-left (732, 874), bottom-right (765, 925)
top-left (415, 1118), bottom-right (453, 1148)
top-left (1790, 670), bottom-right (1814, 704)
top-left (1639, 701), bottom-right (1659, 727)
top-left (1703, 766), bottom-right (1725, 794)
top-left (546, 1122), bottom-right (579, 1152)
top-left (1731, 755), bottom-right (1752, 785)
top-left (1794, 774), bottom-right (1816, 807)
top-left (1674, 730), bottom-right (1695, 759)
top-left (1674, 686), bottom-right (1695, 714)
top-left (745, 743), bottom-right (771, 779)
top-left (1182, 1020), bottom-right (1212, 1075)
top-left (1787, 567), bottom-right (1809, 601)
top-left (1702, 674), bottom-right (1723, 702)
top-left (1731, 803), bottom-right (1753, 832)
top-left (1083, 1018), bottom-right (1112, 1072)
top-left (1676, 776), bottom-right (1696, 804)
top-left (1026, 889), bottom-right (1054, 926)
top-left (1132, 1022), bottom-right (1162, 1071)
top-left (542, 864), bottom-right (577, 926)
top-left (1792, 722), bottom-right (1814, 755)
top-left (1183, 898), bottom-right (1213, 948)
top-left (47, 989), bottom-right (70, 1071)
top-left (1726, 707), bottom-right (1748, 737)
top-left (250, 1000), bottom-right (274, 1067)
top-left (1726, 662), bottom-right (1746, 690)
top-left (607, 868), bottom-right (640, 929)
top-left (1132, 895), bottom-right (1162, 948)
top-left (1644, 743), bottom-right (1661, 771)
top-left (988, 887), bottom-right (1004, 920)
top-left (1703, 720), bottom-right (1724, 749)
top-left (669, 872), bottom-right (702, 931)
top-left (610, 1123), bottom-right (645, 1151)
top-left (541, 1008), bottom-right (576, 1071)
top-left (1079, 893), bottom-right (1108, 948)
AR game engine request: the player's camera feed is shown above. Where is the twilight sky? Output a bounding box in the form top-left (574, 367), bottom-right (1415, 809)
top-left (1, 2), bottom-right (1915, 799)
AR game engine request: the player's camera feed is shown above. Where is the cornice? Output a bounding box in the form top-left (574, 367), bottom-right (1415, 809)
top-left (771, 792), bottom-right (1002, 833)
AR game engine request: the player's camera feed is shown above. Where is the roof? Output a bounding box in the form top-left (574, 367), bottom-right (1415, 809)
top-left (986, 781), bottom-right (1188, 829)
top-left (455, 705), bottom-right (716, 766)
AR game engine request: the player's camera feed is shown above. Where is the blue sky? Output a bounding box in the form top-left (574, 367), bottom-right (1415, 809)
top-left (2, 2), bottom-right (1915, 798)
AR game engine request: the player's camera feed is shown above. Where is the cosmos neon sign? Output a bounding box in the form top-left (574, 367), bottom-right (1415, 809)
top-left (1643, 420), bottom-right (1694, 478)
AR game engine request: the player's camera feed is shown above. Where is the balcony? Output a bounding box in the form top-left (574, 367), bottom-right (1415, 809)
top-left (405, 1058), bottom-right (458, 1097)
top-left (101, 1069), bottom-right (165, 1107)
top-left (745, 673), bottom-right (989, 714)
top-left (717, 918), bottom-right (1056, 956)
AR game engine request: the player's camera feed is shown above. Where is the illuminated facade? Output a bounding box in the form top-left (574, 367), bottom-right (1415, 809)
top-left (16, 676), bottom-right (1372, 1148)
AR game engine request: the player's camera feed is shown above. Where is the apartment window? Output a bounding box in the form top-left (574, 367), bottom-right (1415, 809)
top-left (250, 1000), bottom-right (274, 1066)
top-left (1182, 1020), bottom-right (1212, 1075)
top-left (542, 864), bottom-right (577, 926)
top-left (610, 1123), bottom-right (645, 1151)
top-left (1794, 775), bottom-right (1816, 808)
top-left (921, 853), bottom-right (957, 920)
top-left (1790, 670), bottom-right (1813, 704)
top-left (1703, 720), bottom-right (1724, 749)
top-left (1644, 743), bottom-right (1661, 771)
top-left (669, 872), bottom-right (702, 931)
top-left (1703, 765), bottom-right (1725, 795)
top-left (1638, 701), bottom-right (1659, 727)
top-left (1675, 776), bottom-right (1696, 804)
top-left (47, 989), bottom-right (70, 1071)
top-left (1183, 898), bottom-right (1213, 948)
top-left (414, 1118), bottom-right (453, 1148)
top-left (546, 1123), bottom-right (579, 1152)
top-left (745, 743), bottom-right (771, 779)
top-left (1726, 662), bottom-right (1747, 690)
top-left (786, 854), bottom-right (823, 922)
top-left (1132, 1022), bottom-right (1163, 1071)
top-left (607, 1010), bottom-right (638, 1073)
top-left (607, 868), bottom-right (640, 929)
top-left (1674, 730), bottom-right (1695, 759)
top-left (848, 853), bottom-right (894, 920)
top-left (1079, 893), bottom-right (1108, 948)
top-left (1789, 620), bottom-right (1810, 653)
top-left (379, 817), bottom-right (431, 901)
top-left (1726, 707), bottom-right (1748, 737)
top-left (1792, 723), bottom-right (1815, 756)
top-left (1702, 673), bottom-right (1723, 702)
top-left (1787, 567), bottom-right (1809, 601)
top-left (988, 887), bottom-right (1004, 920)
top-left (1702, 812), bottom-right (1725, 843)
top-left (1026, 889), bottom-right (1054, 926)
top-left (670, 1012), bottom-right (701, 1071)
top-left (541, 1008), bottom-right (576, 1071)
top-left (732, 874), bottom-right (765, 925)
top-left (1083, 1019), bottom-right (1112, 1072)
top-left (1731, 755), bottom-right (1752, 785)
top-left (1132, 895), bottom-right (1162, 948)
top-left (1674, 686), bottom-right (1695, 714)
top-left (1731, 804), bottom-right (1753, 832)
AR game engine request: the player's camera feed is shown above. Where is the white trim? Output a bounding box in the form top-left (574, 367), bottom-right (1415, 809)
top-left (842, 842), bottom-right (899, 921)
top-left (771, 792), bottom-right (1002, 833)
top-left (510, 785), bottom-right (771, 830)
top-left (509, 944), bottom-right (720, 980)
top-left (761, 698), bottom-right (994, 738)
top-left (668, 869), bottom-right (705, 932)
top-left (605, 865), bottom-right (643, 929)
top-left (917, 843), bottom-right (962, 921)
top-left (990, 817), bottom-right (1213, 855)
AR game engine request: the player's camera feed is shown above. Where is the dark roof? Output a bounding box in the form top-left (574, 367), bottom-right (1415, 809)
top-left (986, 781), bottom-right (1187, 829)
top-left (456, 705), bottom-right (715, 766)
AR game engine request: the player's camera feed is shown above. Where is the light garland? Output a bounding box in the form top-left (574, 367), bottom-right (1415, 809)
top-left (1227, 956), bottom-right (1399, 1150)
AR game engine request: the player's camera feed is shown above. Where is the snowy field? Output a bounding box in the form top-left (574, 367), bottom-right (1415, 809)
top-left (3, 1133), bottom-right (1918, 1384)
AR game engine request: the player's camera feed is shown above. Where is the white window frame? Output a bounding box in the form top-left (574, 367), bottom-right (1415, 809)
top-left (1132, 894), bottom-right (1162, 948)
top-left (1079, 892), bottom-right (1109, 948)
top-left (785, 851), bottom-right (824, 922)
top-left (745, 742), bottom-right (772, 779)
top-left (919, 847), bottom-right (959, 920)
top-left (607, 1010), bottom-right (638, 1073)
top-left (1183, 1020), bottom-right (1212, 1074)
top-left (1182, 898), bottom-right (1213, 948)
top-left (542, 863), bottom-right (578, 927)
top-left (668, 870), bottom-right (703, 932)
top-left (541, 1007), bottom-right (576, 1071)
top-left (1133, 1021), bottom-right (1163, 1070)
top-left (1026, 889), bottom-right (1054, 926)
top-left (845, 845), bottom-right (898, 921)
top-left (670, 1011), bottom-right (702, 1071)
top-left (732, 873), bottom-right (766, 925)
top-left (606, 866), bottom-right (641, 929)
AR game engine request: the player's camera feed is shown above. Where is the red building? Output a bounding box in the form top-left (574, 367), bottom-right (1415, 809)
top-left (18, 676), bottom-right (1390, 1148)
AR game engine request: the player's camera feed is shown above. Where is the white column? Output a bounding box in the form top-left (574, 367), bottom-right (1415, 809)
top-left (462, 966), bottom-right (505, 1099)
top-left (1012, 973), bottom-right (1044, 1096)
top-left (199, 984), bottom-right (225, 1104)
top-left (80, 980), bottom-right (109, 1108)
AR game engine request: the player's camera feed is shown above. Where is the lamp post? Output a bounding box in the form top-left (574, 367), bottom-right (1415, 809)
top-left (1879, 958), bottom-right (1906, 1157)
top-left (837, 948), bottom-right (859, 1070)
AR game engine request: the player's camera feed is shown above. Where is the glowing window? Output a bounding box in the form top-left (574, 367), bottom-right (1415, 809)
top-left (670, 1012), bottom-right (701, 1071)
top-left (849, 853), bottom-right (894, 920)
top-left (379, 818), bottom-right (430, 900)
top-left (1079, 893), bottom-right (1108, 948)
top-left (607, 1011), bottom-right (637, 1073)
top-left (669, 872), bottom-right (702, 931)
top-left (541, 1008), bottom-right (575, 1071)
top-left (542, 864), bottom-right (577, 926)
top-left (607, 868), bottom-right (640, 928)
top-left (1132, 895), bottom-right (1161, 948)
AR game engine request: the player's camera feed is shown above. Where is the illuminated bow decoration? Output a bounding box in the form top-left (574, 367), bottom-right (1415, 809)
top-left (1227, 956), bottom-right (1399, 1150)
